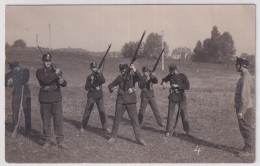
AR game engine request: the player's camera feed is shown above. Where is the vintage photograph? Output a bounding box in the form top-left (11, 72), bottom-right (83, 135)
top-left (4, 4), bottom-right (256, 163)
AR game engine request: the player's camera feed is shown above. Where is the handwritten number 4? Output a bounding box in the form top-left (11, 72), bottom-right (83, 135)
top-left (194, 146), bottom-right (201, 155)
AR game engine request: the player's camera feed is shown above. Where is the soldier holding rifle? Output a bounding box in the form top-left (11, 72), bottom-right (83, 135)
top-left (107, 31), bottom-right (147, 146)
top-left (5, 61), bottom-right (31, 137)
top-left (36, 53), bottom-right (68, 149)
top-left (161, 63), bottom-right (190, 137)
top-left (80, 44), bottom-right (111, 133)
top-left (138, 49), bottom-right (165, 127)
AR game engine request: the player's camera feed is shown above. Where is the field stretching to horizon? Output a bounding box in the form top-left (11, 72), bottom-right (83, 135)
top-left (5, 48), bottom-right (255, 163)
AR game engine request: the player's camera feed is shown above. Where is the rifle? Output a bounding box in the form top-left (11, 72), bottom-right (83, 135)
top-left (151, 48), bottom-right (164, 72)
top-left (37, 45), bottom-right (63, 79)
top-left (98, 44), bottom-right (112, 73)
top-left (124, 30), bottom-right (146, 79)
top-left (11, 85), bottom-right (24, 138)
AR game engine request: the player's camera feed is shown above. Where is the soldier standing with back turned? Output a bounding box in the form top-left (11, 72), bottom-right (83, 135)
top-left (234, 57), bottom-right (255, 157)
top-left (36, 53), bottom-right (68, 149)
top-left (161, 63), bottom-right (190, 137)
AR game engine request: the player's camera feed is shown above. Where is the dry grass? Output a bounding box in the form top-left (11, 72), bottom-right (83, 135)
top-left (5, 48), bottom-right (255, 163)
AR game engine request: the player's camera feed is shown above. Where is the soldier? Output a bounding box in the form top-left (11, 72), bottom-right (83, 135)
top-left (36, 53), bottom-right (68, 149)
top-left (161, 63), bottom-right (190, 137)
top-left (107, 63), bottom-right (147, 146)
top-left (80, 62), bottom-right (110, 133)
top-left (138, 66), bottom-right (165, 127)
top-left (234, 57), bottom-right (254, 157)
top-left (5, 61), bottom-right (31, 136)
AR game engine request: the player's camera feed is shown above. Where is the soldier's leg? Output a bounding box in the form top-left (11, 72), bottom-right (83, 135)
top-left (149, 97), bottom-right (164, 126)
top-left (23, 95), bottom-right (31, 133)
top-left (40, 103), bottom-right (52, 143)
top-left (180, 100), bottom-right (190, 133)
top-left (166, 100), bottom-right (177, 133)
top-left (12, 95), bottom-right (21, 127)
top-left (96, 98), bottom-right (109, 130)
top-left (238, 108), bottom-right (255, 151)
top-left (138, 97), bottom-right (148, 125)
top-left (110, 103), bottom-right (125, 138)
top-left (126, 104), bottom-right (142, 141)
top-left (52, 101), bottom-right (64, 144)
top-left (81, 97), bottom-right (95, 129)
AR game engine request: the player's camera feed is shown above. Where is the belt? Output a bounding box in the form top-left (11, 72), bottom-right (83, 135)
top-left (169, 88), bottom-right (181, 94)
top-left (118, 88), bottom-right (136, 94)
top-left (40, 85), bottom-right (57, 92)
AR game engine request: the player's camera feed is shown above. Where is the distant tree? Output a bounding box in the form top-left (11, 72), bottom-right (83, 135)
top-left (13, 39), bottom-right (26, 48)
top-left (241, 53), bottom-right (255, 66)
top-left (143, 32), bottom-right (163, 58)
top-left (121, 41), bottom-right (144, 58)
top-left (192, 26), bottom-right (236, 63)
top-left (5, 42), bottom-right (10, 49)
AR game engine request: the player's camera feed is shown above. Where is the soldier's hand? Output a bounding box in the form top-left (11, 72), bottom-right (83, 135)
top-left (172, 84), bottom-right (178, 88)
top-left (162, 82), bottom-right (166, 89)
top-left (130, 64), bottom-right (136, 72)
top-left (96, 86), bottom-right (100, 90)
top-left (55, 68), bottom-right (62, 75)
top-left (96, 69), bottom-right (101, 74)
top-left (146, 75), bottom-right (150, 81)
top-left (237, 113), bottom-right (244, 119)
top-left (128, 88), bottom-right (133, 93)
top-left (7, 78), bottom-right (13, 86)
top-left (58, 78), bottom-right (64, 84)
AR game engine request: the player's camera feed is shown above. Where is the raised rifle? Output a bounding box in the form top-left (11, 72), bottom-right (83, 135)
top-left (124, 30), bottom-right (146, 79)
top-left (151, 48), bottom-right (164, 73)
top-left (98, 44), bottom-right (112, 73)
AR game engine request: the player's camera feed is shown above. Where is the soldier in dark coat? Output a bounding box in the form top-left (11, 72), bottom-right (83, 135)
top-left (235, 57), bottom-right (255, 157)
top-left (107, 63), bottom-right (147, 146)
top-left (138, 66), bottom-right (165, 127)
top-left (80, 62), bottom-right (110, 133)
top-left (5, 61), bottom-right (31, 136)
top-left (36, 53), bottom-right (68, 149)
top-left (161, 63), bottom-right (190, 137)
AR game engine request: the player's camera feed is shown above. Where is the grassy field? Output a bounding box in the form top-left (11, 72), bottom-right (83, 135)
top-left (5, 48), bottom-right (255, 163)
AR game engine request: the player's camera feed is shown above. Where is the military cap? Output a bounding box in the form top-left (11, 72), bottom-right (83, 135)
top-left (168, 63), bottom-right (177, 71)
top-left (90, 62), bottom-right (97, 69)
top-left (119, 64), bottom-right (128, 71)
top-left (42, 52), bottom-right (52, 62)
top-left (236, 56), bottom-right (249, 68)
top-left (142, 66), bottom-right (149, 72)
top-left (9, 61), bottom-right (19, 70)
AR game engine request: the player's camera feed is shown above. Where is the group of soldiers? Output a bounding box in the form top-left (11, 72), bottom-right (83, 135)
top-left (5, 52), bottom-right (254, 157)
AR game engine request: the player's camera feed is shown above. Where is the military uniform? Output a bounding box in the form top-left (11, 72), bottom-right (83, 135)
top-left (235, 57), bottom-right (254, 155)
top-left (81, 71), bottom-right (109, 131)
top-left (138, 68), bottom-right (164, 126)
top-left (162, 65), bottom-right (190, 135)
top-left (5, 62), bottom-right (31, 134)
top-left (108, 64), bottom-right (146, 145)
top-left (36, 53), bottom-right (67, 146)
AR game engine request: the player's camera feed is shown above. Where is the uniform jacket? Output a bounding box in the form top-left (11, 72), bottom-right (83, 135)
top-left (235, 69), bottom-right (254, 114)
top-left (138, 74), bottom-right (158, 98)
top-left (5, 68), bottom-right (31, 99)
top-left (36, 66), bottom-right (67, 103)
top-left (108, 70), bottom-right (142, 104)
top-left (85, 73), bottom-right (105, 100)
top-left (162, 73), bottom-right (190, 102)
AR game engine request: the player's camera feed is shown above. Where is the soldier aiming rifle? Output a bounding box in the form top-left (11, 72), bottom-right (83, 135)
top-left (138, 48), bottom-right (165, 127)
top-left (80, 44), bottom-right (112, 134)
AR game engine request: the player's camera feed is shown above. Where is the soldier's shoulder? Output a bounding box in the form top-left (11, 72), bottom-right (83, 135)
top-left (179, 73), bottom-right (187, 77)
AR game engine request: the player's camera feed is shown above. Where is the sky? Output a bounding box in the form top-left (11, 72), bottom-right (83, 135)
top-left (5, 5), bottom-right (255, 56)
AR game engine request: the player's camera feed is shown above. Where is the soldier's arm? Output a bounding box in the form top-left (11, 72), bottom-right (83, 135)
top-left (36, 69), bottom-right (59, 84)
top-left (151, 74), bottom-right (158, 84)
top-left (60, 79), bottom-right (67, 87)
top-left (85, 76), bottom-right (95, 91)
top-left (108, 76), bottom-right (121, 92)
top-left (161, 74), bottom-right (171, 84)
top-left (98, 73), bottom-right (106, 84)
top-left (178, 74), bottom-right (190, 90)
top-left (21, 68), bottom-right (30, 85)
top-left (5, 71), bottom-right (13, 86)
top-left (138, 76), bottom-right (146, 89)
top-left (133, 70), bottom-right (142, 82)
top-left (239, 75), bottom-right (251, 114)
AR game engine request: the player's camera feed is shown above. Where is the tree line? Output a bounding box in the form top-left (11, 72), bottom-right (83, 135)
top-left (6, 39), bottom-right (27, 49)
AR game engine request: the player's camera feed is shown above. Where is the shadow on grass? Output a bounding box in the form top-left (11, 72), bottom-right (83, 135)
top-left (141, 125), bottom-right (165, 135)
top-left (63, 117), bottom-right (142, 146)
top-left (108, 115), bottom-right (132, 126)
top-left (5, 122), bottom-right (45, 146)
top-left (175, 133), bottom-right (239, 154)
